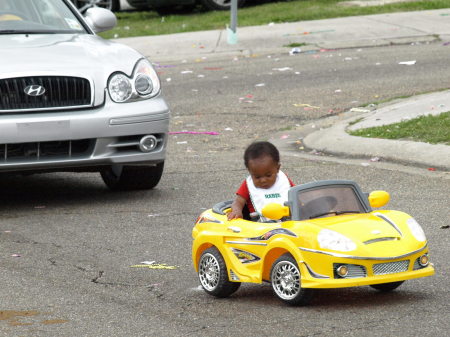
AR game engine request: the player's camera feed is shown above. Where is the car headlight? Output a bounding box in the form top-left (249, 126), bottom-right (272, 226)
top-left (108, 74), bottom-right (132, 102)
top-left (407, 218), bottom-right (426, 242)
top-left (318, 229), bottom-right (356, 252)
top-left (108, 59), bottom-right (161, 103)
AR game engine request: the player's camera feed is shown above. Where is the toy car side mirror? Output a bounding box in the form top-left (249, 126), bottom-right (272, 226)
top-left (262, 203), bottom-right (290, 220)
top-left (368, 190), bottom-right (390, 208)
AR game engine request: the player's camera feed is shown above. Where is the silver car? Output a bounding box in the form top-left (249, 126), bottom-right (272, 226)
top-left (0, 0), bottom-right (170, 190)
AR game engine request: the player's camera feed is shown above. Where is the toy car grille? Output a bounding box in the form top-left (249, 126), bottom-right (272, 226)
top-left (413, 258), bottom-right (421, 270)
top-left (0, 139), bottom-right (94, 162)
top-left (333, 264), bottom-right (367, 278)
top-left (373, 260), bottom-right (409, 275)
top-left (0, 76), bottom-right (91, 111)
top-left (345, 265), bottom-right (367, 278)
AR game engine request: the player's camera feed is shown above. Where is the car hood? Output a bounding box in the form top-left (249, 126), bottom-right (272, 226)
top-left (0, 34), bottom-right (144, 105)
top-left (306, 213), bottom-right (403, 242)
top-left (294, 211), bottom-right (424, 258)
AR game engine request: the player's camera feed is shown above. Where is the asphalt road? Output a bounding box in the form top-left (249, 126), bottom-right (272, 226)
top-left (0, 42), bottom-right (449, 336)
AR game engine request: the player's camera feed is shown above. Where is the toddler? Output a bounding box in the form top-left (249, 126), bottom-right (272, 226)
top-left (227, 141), bottom-right (295, 221)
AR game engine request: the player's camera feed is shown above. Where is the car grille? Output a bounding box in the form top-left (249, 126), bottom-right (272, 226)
top-left (413, 258), bottom-right (421, 270)
top-left (333, 264), bottom-right (367, 278)
top-left (373, 260), bottom-right (409, 275)
top-left (345, 264), bottom-right (366, 278)
top-left (0, 140), bottom-right (94, 162)
top-left (0, 76), bottom-right (91, 111)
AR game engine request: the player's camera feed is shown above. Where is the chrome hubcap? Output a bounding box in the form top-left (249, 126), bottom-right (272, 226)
top-left (272, 260), bottom-right (301, 300)
top-left (212, 0), bottom-right (231, 6)
top-left (199, 253), bottom-right (220, 291)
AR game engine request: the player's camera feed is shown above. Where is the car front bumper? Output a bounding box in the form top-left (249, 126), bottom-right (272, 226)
top-left (299, 247), bottom-right (435, 289)
top-left (0, 93), bottom-right (170, 173)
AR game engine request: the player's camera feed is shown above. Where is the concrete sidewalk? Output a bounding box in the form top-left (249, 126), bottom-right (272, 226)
top-left (117, 8), bottom-right (450, 170)
top-left (117, 8), bottom-right (450, 62)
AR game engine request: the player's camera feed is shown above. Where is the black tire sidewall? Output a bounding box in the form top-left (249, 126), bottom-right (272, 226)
top-left (370, 281), bottom-right (404, 292)
top-left (100, 162), bottom-right (164, 191)
top-left (111, 0), bottom-right (120, 12)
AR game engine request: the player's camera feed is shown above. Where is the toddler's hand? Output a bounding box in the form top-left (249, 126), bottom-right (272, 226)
top-left (227, 210), bottom-right (243, 220)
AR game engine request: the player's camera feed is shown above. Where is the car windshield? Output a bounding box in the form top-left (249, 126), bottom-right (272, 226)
top-left (0, 0), bottom-right (86, 34)
top-left (297, 186), bottom-right (366, 220)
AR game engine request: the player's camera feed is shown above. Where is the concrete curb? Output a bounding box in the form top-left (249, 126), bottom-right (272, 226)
top-left (303, 114), bottom-right (450, 170)
top-left (302, 91), bottom-right (450, 170)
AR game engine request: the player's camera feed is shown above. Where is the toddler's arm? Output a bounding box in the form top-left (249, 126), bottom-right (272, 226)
top-left (227, 195), bottom-right (246, 220)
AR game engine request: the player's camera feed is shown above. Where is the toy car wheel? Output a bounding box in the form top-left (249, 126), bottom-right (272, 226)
top-left (198, 247), bottom-right (240, 298)
top-left (100, 162), bottom-right (164, 191)
top-left (271, 254), bottom-right (313, 306)
top-left (370, 281), bottom-right (404, 292)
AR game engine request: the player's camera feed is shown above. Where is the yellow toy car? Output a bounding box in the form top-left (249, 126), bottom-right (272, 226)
top-left (192, 180), bottom-right (434, 305)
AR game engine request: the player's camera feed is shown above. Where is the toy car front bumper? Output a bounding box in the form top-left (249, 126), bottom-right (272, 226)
top-left (298, 247), bottom-right (435, 289)
top-left (300, 263), bottom-right (435, 288)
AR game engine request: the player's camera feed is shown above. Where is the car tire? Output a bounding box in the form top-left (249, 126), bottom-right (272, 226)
top-left (198, 247), bottom-right (241, 298)
top-left (271, 254), bottom-right (313, 306)
top-left (110, 0), bottom-right (120, 12)
top-left (370, 281), bottom-right (404, 292)
top-left (100, 162), bottom-right (164, 191)
top-left (155, 4), bottom-right (197, 15)
top-left (200, 0), bottom-right (246, 11)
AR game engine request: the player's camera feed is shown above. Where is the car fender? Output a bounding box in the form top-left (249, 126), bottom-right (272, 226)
top-left (261, 237), bottom-right (305, 282)
top-left (191, 233), bottom-right (221, 272)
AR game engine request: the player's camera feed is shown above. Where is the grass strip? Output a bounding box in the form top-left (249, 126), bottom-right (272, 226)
top-left (349, 111), bottom-right (450, 145)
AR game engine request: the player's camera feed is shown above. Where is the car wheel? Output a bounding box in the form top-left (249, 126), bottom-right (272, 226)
top-left (200, 0), bottom-right (246, 11)
top-left (100, 162), bottom-right (164, 191)
top-left (370, 281), bottom-right (404, 292)
top-left (72, 0), bottom-right (120, 12)
top-left (198, 247), bottom-right (241, 298)
top-left (271, 254), bottom-right (313, 306)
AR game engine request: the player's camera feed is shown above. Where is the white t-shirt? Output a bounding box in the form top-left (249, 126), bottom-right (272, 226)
top-left (246, 170), bottom-right (291, 221)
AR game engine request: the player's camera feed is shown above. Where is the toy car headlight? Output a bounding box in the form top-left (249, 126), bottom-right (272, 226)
top-left (407, 218), bottom-right (426, 242)
top-left (108, 59), bottom-right (161, 103)
top-left (318, 229), bottom-right (356, 252)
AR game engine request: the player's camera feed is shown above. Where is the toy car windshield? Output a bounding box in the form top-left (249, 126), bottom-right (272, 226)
top-left (297, 186), bottom-right (365, 220)
top-left (288, 181), bottom-right (370, 220)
